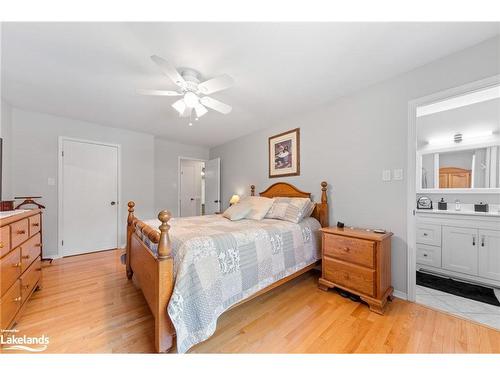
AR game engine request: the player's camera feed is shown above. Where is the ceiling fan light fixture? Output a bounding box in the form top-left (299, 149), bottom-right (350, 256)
top-left (194, 103), bottom-right (208, 118)
top-left (183, 91), bottom-right (199, 108)
top-left (172, 99), bottom-right (187, 115)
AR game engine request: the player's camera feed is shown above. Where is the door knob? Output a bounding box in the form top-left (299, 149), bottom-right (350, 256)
top-left (214, 200), bottom-right (220, 203)
top-left (110, 201), bottom-right (116, 206)
top-left (190, 198), bottom-right (195, 201)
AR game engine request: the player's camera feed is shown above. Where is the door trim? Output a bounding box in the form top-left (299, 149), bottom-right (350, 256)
top-left (406, 74), bottom-right (500, 302)
top-left (58, 137), bottom-right (122, 258)
top-left (177, 156), bottom-right (207, 217)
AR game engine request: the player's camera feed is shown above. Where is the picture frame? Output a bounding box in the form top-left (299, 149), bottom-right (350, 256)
top-left (268, 128), bottom-right (300, 178)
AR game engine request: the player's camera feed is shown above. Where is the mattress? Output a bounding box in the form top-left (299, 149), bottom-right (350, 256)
top-left (137, 214), bottom-right (321, 353)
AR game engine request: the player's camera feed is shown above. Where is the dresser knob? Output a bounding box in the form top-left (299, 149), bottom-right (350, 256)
top-left (13, 262), bottom-right (22, 268)
top-left (13, 296), bottom-right (21, 302)
top-left (34, 244), bottom-right (42, 248)
top-left (0, 242), bottom-right (3, 248)
top-left (22, 255), bottom-right (30, 259)
top-left (32, 223), bottom-right (40, 227)
top-left (344, 247), bottom-right (350, 252)
top-left (17, 230), bottom-right (26, 235)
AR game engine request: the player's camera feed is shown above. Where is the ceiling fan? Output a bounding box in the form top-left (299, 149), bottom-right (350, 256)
top-left (138, 55), bottom-right (233, 124)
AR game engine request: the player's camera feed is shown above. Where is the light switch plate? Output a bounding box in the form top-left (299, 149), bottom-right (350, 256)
top-left (382, 169), bottom-right (391, 181)
top-left (393, 168), bottom-right (404, 180)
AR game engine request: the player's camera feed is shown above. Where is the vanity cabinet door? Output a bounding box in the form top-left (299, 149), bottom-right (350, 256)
top-left (442, 226), bottom-right (478, 275)
top-left (478, 229), bottom-right (500, 281)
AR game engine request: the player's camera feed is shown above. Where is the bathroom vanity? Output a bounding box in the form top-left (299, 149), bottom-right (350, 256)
top-left (416, 208), bottom-right (500, 288)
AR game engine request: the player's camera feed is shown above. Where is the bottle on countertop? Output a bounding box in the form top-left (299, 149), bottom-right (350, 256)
top-left (438, 198), bottom-right (447, 211)
top-left (455, 199), bottom-right (461, 211)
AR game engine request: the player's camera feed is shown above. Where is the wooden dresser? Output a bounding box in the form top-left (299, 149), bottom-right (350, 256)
top-left (318, 226), bottom-right (393, 314)
top-left (1, 209), bottom-right (43, 330)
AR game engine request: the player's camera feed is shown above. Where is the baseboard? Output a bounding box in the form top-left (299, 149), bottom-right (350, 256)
top-left (392, 289), bottom-right (407, 300)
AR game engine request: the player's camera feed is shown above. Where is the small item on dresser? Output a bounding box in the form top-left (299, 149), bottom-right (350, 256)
top-left (474, 202), bottom-right (489, 212)
top-left (417, 196), bottom-right (432, 209)
top-left (14, 196), bottom-right (46, 209)
top-left (0, 200), bottom-right (15, 211)
top-left (438, 198), bottom-right (447, 210)
top-left (373, 229), bottom-right (386, 234)
top-left (336, 221), bottom-right (345, 228)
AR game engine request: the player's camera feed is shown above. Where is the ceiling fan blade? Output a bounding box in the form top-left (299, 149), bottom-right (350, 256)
top-left (194, 103), bottom-right (208, 118)
top-left (200, 96), bottom-right (232, 114)
top-left (150, 55), bottom-right (186, 88)
top-left (198, 74), bottom-right (233, 95)
top-left (137, 89), bottom-right (182, 96)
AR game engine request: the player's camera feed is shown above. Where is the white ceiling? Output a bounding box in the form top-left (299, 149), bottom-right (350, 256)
top-left (2, 22), bottom-right (499, 147)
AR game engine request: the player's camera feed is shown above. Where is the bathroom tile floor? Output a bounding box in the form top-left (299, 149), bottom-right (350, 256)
top-left (416, 285), bottom-right (500, 331)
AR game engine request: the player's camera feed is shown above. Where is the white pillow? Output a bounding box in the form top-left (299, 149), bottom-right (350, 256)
top-left (239, 196), bottom-right (275, 220)
top-left (222, 203), bottom-right (252, 221)
top-left (266, 197), bottom-right (314, 223)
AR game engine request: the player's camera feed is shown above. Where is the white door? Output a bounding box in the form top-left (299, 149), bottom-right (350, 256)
top-left (180, 162), bottom-right (197, 217)
top-left (61, 139), bottom-right (119, 256)
top-left (442, 226), bottom-right (478, 275)
top-left (478, 229), bottom-right (500, 281)
top-left (205, 158), bottom-right (221, 214)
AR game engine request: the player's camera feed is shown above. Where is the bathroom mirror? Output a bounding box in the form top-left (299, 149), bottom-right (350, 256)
top-left (416, 85), bottom-right (500, 193)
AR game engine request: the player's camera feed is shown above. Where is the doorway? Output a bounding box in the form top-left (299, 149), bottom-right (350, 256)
top-left (58, 137), bottom-right (120, 257)
top-left (407, 76), bottom-right (500, 330)
top-left (178, 157), bottom-right (221, 217)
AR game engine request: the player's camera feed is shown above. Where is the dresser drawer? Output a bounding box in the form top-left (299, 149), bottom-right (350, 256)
top-left (1, 247), bottom-right (22, 297)
top-left (28, 214), bottom-right (41, 237)
top-left (416, 244), bottom-right (442, 268)
top-left (416, 223), bottom-right (441, 246)
top-left (1, 279), bottom-right (22, 330)
top-left (0, 225), bottom-right (11, 258)
top-left (11, 218), bottom-right (29, 249)
top-left (323, 234), bottom-right (375, 268)
top-left (21, 233), bottom-right (42, 272)
top-left (21, 257), bottom-right (41, 303)
top-left (323, 256), bottom-right (375, 297)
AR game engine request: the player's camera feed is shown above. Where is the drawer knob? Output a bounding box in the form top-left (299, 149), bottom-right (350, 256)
top-left (13, 296), bottom-right (21, 302)
top-left (344, 247), bottom-right (350, 252)
top-left (0, 242), bottom-right (3, 248)
top-left (423, 253), bottom-right (428, 257)
top-left (22, 254), bottom-right (30, 259)
top-left (32, 223), bottom-right (40, 227)
top-left (34, 244), bottom-right (42, 248)
top-left (17, 230), bottom-right (26, 235)
top-left (423, 233), bottom-right (428, 236)
top-left (13, 262), bottom-right (22, 268)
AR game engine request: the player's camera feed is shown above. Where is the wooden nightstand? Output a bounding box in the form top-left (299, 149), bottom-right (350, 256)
top-left (318, 227), bottom-right (393, 314)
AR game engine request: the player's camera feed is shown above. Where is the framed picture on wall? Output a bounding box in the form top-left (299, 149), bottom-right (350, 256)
top-left (268, 128), bottom-right (300, 178)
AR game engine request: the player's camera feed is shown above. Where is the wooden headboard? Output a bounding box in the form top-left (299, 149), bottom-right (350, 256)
top-left (250, 181), bottom-right (329, 228)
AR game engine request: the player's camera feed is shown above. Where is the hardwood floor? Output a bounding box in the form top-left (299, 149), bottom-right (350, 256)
top-left (4, 249), bottom-right (500, 353)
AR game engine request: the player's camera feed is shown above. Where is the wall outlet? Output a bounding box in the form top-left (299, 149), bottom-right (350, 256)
top-left (382, 169), bottom-right (391, 181)
top-left (393, 168), bottom-right (404, 180)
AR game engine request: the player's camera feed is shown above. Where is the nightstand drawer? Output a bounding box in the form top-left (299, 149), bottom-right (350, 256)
top-left (323, 256), bottom-right (375, 297)
top-left (323, 234), bottom-right (375, 268)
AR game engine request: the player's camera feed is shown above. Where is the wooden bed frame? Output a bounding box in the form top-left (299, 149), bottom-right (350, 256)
top-left (125, 181), bottom-right (329, 353)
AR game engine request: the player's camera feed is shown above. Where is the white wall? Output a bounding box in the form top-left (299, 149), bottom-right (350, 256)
top-left (1, 99), bottom-right (13, 199)
top-left (154, 138), bottom-right (209, 216)
top-left (209, 36), bottom-right (500, 295)
top-left (10, 108), bottom-right (156, 257)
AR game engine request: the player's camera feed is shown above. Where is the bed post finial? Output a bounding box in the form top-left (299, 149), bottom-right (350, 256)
top-left (127, 201), bottom-right (135, 223)
top-left (251, 185), bottom-right (255, 196)
top-left (157, 210), bottom-right (172, 259)
top-left (126, 201), bottom-right (136, 279)
top-left (321, 181), bottom-right (327, 204)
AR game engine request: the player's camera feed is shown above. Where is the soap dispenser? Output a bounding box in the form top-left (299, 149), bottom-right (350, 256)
top-left (438, 198), bottom-right (447, 210)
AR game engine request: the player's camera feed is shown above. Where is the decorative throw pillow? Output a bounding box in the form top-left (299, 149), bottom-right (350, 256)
top-left (239, 196), bottom-right (275, 220)
top-left (222, 203), bottom-right (252, 221)
top-left (266, 197), bottom-right (314, 223)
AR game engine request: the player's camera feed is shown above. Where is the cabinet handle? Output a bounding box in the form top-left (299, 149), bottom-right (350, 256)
top-left (423, 253), bottom-right (428, 257)
top-left (34, 243), bottom-right (42, 248)
top-left (22, 255), bottom-right (30, 259)
top-left (472, 236), bottom-right (476, 246)
top-left (13, 296), bottom-right (21, 302)
top-left (17, 230), bottom-right (26, 235)
top-left (423, 233), bottom-right (428, 237)
top-left (32, 223), bottom-right (40, 227)
top-left (481, 236), bottom-right (485, 247)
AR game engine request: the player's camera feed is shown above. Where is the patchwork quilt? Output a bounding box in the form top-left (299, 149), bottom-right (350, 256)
top-left (140, 214), bottom-right (321, 353)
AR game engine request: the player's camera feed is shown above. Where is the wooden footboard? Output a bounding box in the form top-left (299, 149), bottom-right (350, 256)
top-left (126, 203), bottom-right (175, 353)
top-left (125, 181), bottom-right (329, 353)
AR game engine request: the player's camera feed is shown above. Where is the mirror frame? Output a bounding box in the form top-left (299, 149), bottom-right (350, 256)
top-left (416, 139), bottom-right (500, 194)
